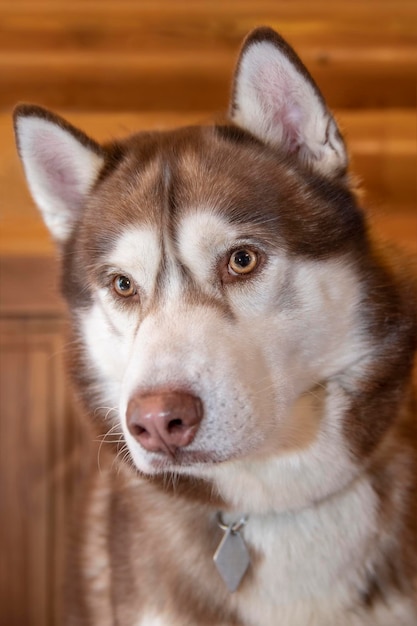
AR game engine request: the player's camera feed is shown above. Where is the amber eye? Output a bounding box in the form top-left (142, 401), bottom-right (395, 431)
top-left (228, 249), bottom-right (258, 275)
top-left (113, 275), bottom-right (136, 298)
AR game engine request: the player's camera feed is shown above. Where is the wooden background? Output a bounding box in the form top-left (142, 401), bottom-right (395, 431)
top-left (0, 1), bottom-right (416, 624)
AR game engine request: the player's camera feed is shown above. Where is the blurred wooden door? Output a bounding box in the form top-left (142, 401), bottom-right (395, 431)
top-left (0, 320), bottom-right (68, 625)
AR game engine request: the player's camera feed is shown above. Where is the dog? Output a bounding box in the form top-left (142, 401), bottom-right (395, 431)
top-left (14, 26), bottom-right (417, 625)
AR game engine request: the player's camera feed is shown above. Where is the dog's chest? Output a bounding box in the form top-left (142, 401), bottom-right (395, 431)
top-left (228, 478), bottom-right (378, 625)
top-left (134, 477), bottom-right (379, 626)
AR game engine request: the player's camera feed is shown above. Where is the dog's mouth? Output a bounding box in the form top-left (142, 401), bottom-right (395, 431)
top-left (142, 448), bottom-right (227, 473)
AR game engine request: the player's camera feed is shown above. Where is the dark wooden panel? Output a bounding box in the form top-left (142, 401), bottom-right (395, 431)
top-left (0, 257), bottom-right (64, 317)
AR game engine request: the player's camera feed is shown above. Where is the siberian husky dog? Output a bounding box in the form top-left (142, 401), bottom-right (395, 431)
top-left (14, 27), bottom-right (416, 626)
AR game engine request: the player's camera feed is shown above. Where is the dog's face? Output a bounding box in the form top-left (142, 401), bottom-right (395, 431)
top-left (14, 28), bottom-right (374, 512)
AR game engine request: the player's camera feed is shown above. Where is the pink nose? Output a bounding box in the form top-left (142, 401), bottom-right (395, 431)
top-left (126, 391), bottom-right (203, 457)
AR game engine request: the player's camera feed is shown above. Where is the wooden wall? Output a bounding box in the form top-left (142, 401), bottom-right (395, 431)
top-left (1, 0), bottom-right (416, 111)
top-left (0, 2), bottom-right (416, 624)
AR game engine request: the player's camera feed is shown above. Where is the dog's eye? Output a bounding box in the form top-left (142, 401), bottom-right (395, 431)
top-left (113, 275), bottom-right (136, 298)
top-left (228, 249), bottom-right (258, 275)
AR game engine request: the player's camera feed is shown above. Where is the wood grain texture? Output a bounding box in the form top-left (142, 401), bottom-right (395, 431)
top-left (0, 319), bottom-right (89, 626)
top-left (0, 0), bottom-right (416, 110)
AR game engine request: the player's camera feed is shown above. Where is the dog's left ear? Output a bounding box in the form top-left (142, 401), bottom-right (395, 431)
top-left (230, 27), bottom-right (347, 178)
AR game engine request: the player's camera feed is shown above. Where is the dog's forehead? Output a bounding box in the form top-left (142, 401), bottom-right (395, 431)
top-left (88, 124), bottom-right (284, 231)
top-left (81, 124), bottom-right (289, 265)
top-left (80, 122), bottom-right (362, 271)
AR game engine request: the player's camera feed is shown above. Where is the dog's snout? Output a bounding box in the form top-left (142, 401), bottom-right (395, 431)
top-left (126, 391), bottom-right (203, 457)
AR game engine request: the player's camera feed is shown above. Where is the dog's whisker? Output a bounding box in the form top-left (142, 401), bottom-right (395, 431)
top-left (115, 448), bottom-right (135, 475)
top-left (94, 406), bottom-right (119, 421)
top-left (111, 444), bottom-right (130, 472)
top-left (97, 421), bottom-right (125, 473)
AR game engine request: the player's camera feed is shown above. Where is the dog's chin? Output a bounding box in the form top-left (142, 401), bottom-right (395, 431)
top-left (131, 448), bottom-right (230, 476)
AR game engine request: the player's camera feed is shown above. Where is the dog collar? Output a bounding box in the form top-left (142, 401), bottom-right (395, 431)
top-left (213, 512), bottom-right (251, 592)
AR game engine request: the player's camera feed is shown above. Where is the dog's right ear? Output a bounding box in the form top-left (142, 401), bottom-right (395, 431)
top-left (13, 105), bottom-right (105, 243)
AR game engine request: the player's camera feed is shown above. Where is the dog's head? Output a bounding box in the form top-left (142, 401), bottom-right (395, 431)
top-left (15, 28), bottom-right (411, 513)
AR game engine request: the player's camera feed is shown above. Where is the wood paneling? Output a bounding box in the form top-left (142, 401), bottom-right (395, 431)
top-left (0, 319), bottom-right (88, 626)
top-left (0, 257), bottom-right (64, 316)
top-left (0, 0), bottom-right (416, 111)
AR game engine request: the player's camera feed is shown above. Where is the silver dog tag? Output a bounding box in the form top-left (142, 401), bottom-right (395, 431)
top-left (213, 524), bottom-right (251, 592)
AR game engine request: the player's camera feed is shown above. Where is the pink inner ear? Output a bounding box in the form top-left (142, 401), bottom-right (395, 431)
top-left (251, 59), bottom-right (306, 153)
top-left (34, 128), bottom-right (87, 207)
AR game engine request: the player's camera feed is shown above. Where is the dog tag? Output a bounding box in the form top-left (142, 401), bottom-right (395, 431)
top-left (213, 523), bottom-right (251, 592)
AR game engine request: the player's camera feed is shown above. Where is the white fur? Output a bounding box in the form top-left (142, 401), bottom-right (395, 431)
top-left (15, 115), bottom-right (103, 241)
top-left (229, 477), bottom-right (378, 625)
top-left (106, 226), bottom-right (163, 304)
top-left (137, 616), bottom-right (236, 626)
top-left (137, 617), bottom-right (172, 626)
top-left (177, 209), bottom-right (240, 288)
top-left (79, 213), bottom-right (366, 497)
top-left (202, 384), bottom-right (359, 514)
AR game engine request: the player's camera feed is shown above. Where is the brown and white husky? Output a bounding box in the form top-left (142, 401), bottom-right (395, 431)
top-left (14, 27), bottom-right (417, 626)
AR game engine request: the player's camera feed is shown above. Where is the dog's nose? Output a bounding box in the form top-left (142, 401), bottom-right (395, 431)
top-left (126, 391), bottom-right (203, 457)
